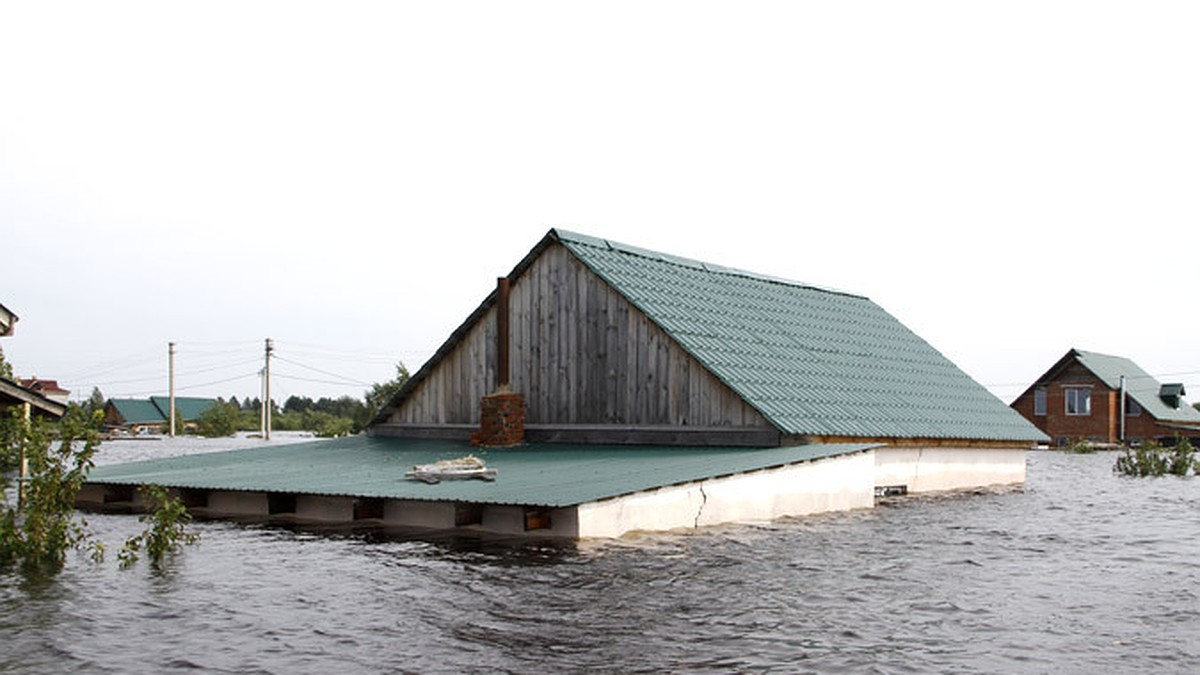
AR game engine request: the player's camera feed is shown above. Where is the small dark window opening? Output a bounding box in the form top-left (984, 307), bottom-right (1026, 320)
top-left (1125, 396), bottom-right (1142, 416)
top-left (524, 508), bottom-right (552, 531)
top-left (177, 488), bottom-right (208, 508)
top-left (268, 493), bottom-right (297, 515)
top-left (455, 503), bottom-right (484, 527)
top-left (354, 498), bottom-right (384, 520)
top-left (1034, 387), bottom-right (1047, 416)
top-left (105, 484), bottom-right (136, 504)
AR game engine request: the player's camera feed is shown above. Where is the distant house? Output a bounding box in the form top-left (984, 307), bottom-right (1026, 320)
top-left (86, 230), bottom-right (1046, 537)
top-left (0, 302), bottom-right (15, 337)
top-left (0, 378), bottom-right (67, 419)
top-left (18, 377), bottom-right (70, 405)
top-left (0, 301), bottom-right (65, 418)
top-left (104, 396), bottom-right (218, 433)
top-left (1011, 349), bottom-right (1200, 447)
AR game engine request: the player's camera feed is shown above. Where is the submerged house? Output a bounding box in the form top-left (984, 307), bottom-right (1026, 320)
top-left (104, 396), bottom-right (218, 433)
top-left (81, 230), bottom-right (1045, 538)
top-left (1011, 348), bottom-right (1200, 447)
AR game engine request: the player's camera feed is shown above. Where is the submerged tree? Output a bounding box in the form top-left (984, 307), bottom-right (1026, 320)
top-left (365, 362), bottom-right (410, 422)
top-left (196, 398), bottom-right (240, 438)
top-left (118, 484), bottom-right (199, 569)
top-left (1115, 437), bottom-right (1197, 477)
top-left (0, 406), bottom-right (102, 574)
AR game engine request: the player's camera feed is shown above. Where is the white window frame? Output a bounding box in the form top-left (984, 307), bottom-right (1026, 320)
top-left (1064, 387), bottom-right (1091, 416)
top-left (1033, 387), bottom-right (1047, 416)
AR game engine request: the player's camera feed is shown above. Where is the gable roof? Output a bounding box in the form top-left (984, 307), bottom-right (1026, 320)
top-left (1067, 349), bottom-right (1200, 424)
top-left (378, 229), bottom-right (1045, 444)
top-left (150, 396), bottom-right (217, 421)
top-left (553, 230), bottom-right (1044, 442)
top-left (107, 397), bottom-right (218, 425)
top-left (108, 398), bottom-right (168, 424)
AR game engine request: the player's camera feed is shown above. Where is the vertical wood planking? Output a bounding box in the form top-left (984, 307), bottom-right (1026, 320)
top-left (390, 241), bottom-right (769, 431)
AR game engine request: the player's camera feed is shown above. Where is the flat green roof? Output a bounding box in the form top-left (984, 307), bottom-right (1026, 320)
top-left (85, 436), bottom-right (877, 508)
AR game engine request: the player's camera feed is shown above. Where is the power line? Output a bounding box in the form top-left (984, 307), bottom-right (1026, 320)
top-left (272, 355), bottom-right (372, 386)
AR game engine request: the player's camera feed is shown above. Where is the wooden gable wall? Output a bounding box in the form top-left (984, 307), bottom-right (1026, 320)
top-left (386, 242), bottom-right (770, 434)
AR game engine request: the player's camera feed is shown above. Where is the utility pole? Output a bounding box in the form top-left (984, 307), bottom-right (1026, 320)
top-left (17, 402), bottom-right (29, 510)
top-left (264, 338), bottom-right (273, 440)
top-left (169, 341), bottom-right (176, 437)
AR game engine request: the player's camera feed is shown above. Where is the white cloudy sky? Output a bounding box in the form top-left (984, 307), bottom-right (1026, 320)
top-left (2, 1), bottom-right (1197, 406)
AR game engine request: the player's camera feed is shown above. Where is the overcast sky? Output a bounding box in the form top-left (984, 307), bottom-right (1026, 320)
top-left (2, 1), bottom-right (1197, 407)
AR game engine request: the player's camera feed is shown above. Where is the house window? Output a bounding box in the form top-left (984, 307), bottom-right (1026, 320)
top-left (1125, 396), bottom-right (1142, 416)
top-left (1033, 388), bottom-right (1047, 416)
top-left (1065, 387), bottom-right (1091, 416)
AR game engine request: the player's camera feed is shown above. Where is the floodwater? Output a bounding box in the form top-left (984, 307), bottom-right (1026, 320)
top-left (3, 438), bottom-right (1199, 674)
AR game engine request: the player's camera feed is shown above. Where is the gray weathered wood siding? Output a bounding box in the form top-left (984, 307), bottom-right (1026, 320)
top-left (388, 242), bottom-right (768, 428)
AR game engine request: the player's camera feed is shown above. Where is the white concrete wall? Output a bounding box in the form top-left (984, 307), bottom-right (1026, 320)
top-left (575, 450), bottom-right (876, 538)
top-left (874, 446), bottom-right (1027, 493)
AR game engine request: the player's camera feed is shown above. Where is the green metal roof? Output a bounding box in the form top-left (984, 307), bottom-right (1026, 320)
top-left (84, 436), bottom-right (876, 508)
top-left (108, 398), bottom-right (168, 424)
top-left (150, 396), bottom-right (217, 422)
top-left (553, 230), bottom-right (1047, 443)
top-left (1072, 349), bottom-right (1200, 424)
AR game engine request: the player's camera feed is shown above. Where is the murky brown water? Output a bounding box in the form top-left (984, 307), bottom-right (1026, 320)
top-left (3, 442), bottom-right (1199, 673)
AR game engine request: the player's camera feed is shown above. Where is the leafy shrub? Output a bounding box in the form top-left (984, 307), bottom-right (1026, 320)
top-left (1115, 438), bottom-right (1196, 477)
top-left (118, 484), bottom-right (199, 569)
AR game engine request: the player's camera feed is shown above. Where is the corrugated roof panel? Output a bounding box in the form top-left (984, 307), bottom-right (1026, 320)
top-left (555, 230), bottom-right (1046, 443)
top-left (85, 436), bottom-right (878, 508)
top-left (1074, 350), bottom-right (1200, 424)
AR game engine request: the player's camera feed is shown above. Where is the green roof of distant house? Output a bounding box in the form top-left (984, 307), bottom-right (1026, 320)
top-left (552, 230), bottom-right (1046, 443)
top-left (108, 398), bottom-right (168, 424)
top-left (1072, 349), bottom-right (1200, 424)
top-left (108, 396), bottom-right (219, 425)
top-left (150, 396), bottom-right (217, 421)
top-left (85, 436), bottom-right (877, 508)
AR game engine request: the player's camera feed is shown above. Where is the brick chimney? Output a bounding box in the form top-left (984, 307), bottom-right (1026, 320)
top-left (471, 277), bottom-right (525, 447)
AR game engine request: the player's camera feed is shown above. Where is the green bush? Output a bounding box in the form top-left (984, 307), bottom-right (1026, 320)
top-left (196, 399), bottom-right (240, 438)
top-left (1115, 438), bottom-right (1196, 477)
top-left (118, 484), bottom-right (199, 569)
top-left (0, 407), bottom-right (102, 574)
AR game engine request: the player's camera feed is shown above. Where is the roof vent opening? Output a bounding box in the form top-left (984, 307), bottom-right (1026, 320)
top-left (1160, 383), bottom-right (1186, 409)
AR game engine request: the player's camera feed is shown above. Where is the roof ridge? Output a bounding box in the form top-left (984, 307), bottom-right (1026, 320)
top-left (552, 228), bottom-right (868, 300)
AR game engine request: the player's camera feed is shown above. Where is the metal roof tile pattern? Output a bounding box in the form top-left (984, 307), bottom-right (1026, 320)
top-left (85, 436), bottom-right (877, 508)
top-left (108, 399), bottom-right (170, 424)
top-left (1073, 349), bottom-right (1200, 424)
top-left (554, 229), bottom-right (1046, 442)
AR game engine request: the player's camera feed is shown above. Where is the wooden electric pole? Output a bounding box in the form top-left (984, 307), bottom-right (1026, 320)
top-left (169, 341), bottom-right (176, 437)
top-left (264, 338), bottom-right (273, 440)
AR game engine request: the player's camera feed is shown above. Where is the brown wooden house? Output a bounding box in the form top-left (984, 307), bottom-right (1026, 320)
top-left (1011, 348), bottom-right (1200, 447)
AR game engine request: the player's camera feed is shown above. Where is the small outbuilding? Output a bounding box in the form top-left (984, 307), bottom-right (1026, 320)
top-left (1010, 348), bottom-right (1200, 447)
top-left (83, 229), bottom-right (1046, 537)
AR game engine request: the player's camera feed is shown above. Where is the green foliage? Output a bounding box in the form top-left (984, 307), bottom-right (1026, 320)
top-left (0, 345), bottom-right (13, 379)
top-left (118, 484), bottom-right (199, 569)
top-left (1064, 440), bottom-right (1099, 454)
top-left (0, 406), bottom-right (101, 574)
top-left (1115, 438), bottom-right (1197, 477)
top-left (365, 362), bottom-right (410, 421)
top-left (196, 398), bottom-right (240, 437)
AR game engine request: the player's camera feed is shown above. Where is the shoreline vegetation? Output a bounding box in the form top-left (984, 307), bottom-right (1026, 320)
top-left (1062, 437), bottom-right (1199, 477)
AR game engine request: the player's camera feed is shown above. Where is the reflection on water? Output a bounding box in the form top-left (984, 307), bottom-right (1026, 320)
top-left (3, 444), bottom-right (1199, 673)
